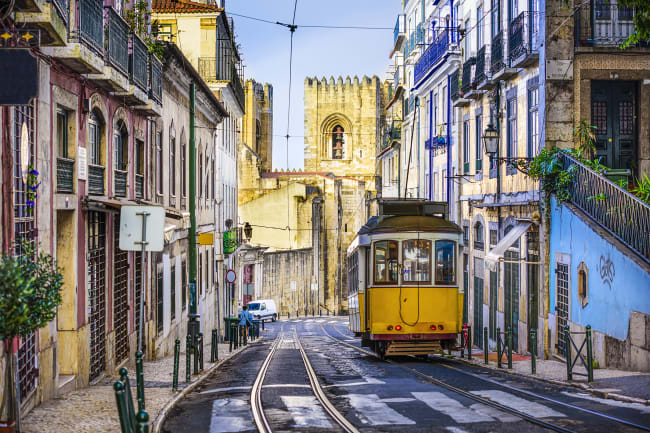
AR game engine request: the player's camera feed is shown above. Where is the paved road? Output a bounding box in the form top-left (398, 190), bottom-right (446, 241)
top-left (162, 317), bottom-right (650, 433)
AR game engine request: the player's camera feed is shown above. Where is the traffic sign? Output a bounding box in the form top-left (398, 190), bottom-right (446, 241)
top-left (226, 269), bottom-right (237, 284)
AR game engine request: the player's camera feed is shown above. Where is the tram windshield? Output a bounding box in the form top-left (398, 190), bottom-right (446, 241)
top-left (374, 240), bottom-right (398, 283)
top-left (435, 240), bottom-right (456, 284)
top-left (402, 240), bottom-right (431, 283)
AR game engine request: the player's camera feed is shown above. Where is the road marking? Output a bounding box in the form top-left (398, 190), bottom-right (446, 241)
top-left (323, 378), bottom-right (385, 388)
top-left (345, 394), bottom-right (416, 425)
top-left (561, 392), bottom-right (650, 414)
top-left (380, 397), bottom-right (416, 403)
top-left (328, 320), bottom-right (339, 323)
top-left (412, 392), bottom-right (494, 423)
top-left (468, 403), bottom-right (520, 422)
top-left (200, 386), bottom-right (251, 395)
top-left (471, 390), bottom-right (566, 418)
top-left (445, 427), bottom-right (471, 433)
top-left (281, 396), bottom-right (333, 428)
top-left (209, 398), bottom-right (252, 432)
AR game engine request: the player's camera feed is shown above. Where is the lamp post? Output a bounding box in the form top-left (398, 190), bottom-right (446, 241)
top-left (482, 123), bottom-right (532, 173)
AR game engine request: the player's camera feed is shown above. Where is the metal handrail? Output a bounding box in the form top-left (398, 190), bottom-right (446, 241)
top-left (130, 33), bottom-right (148, 91)
top-left (105, 6), bottom-right (129, 76)
top-left (73, 0), bottom-right (103, 56)
top-left (560, 151), bottom-right (650, 263)
top-left (475, 45), bottom-right (490, 83)
top-left (414, 30), bottom-right (450, 85)
top-left (509, 11), bottom-right (540, 61)
top-left (490, 31), bottom-right (506, 75)
top-left (149, 55), bottom-right (162, 104)
top-left (575, 0), bottom-right (637, 47)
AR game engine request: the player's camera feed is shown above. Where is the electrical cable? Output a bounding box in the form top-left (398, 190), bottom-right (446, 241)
top-left (227, 11), bottom-right (391, 30)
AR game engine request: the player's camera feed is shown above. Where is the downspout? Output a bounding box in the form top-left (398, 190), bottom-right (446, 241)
top-left (397, 143), bottom-right (402, 198)
top-left (446, 74), bottom-right (452, 211)
top-left (429, 90), bottom-right (433, 200)
top-left (188, 82), bottom-right (199, 338)
top-left (417, 98), bottom-right (421, 198)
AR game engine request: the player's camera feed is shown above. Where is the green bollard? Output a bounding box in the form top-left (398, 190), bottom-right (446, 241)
top-left (496, 327), bottom-right (502, 368)
top-left (199, 333), bottom-right (204, 371)
top-left (507, 327), bottom-right (513, 369)
top-left (467, 325), bottom-right (472, 360)
top-left (211, 329), bottom-right (217, 362)
top-left (586, 325), bottom-right (593, 382)
top-left (193, 334), bottom-right (199, 375)
top-left (136, 410), bottom-right (149, 433)
top-left (114, 381), bottom-right (132, 433)
top-left (135, 351), bottom-right (145, 412)
top-left (484, 327), bottom-right (489, 364)
top-left (565, 325), bottom-right (572, 381)
top-left (173, 339), bottom-right (180, 390)
top-left (186, 335), bottom-right (192, 382)
top-left (531, 329), bottom-right (537, 375)
top-left (119, 368), bottom-right (136, 433)
top-left (229, 324), bottom-right (234, 352)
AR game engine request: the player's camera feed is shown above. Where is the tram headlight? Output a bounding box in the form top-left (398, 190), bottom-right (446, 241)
top-left (395, 325), bottom-right (402, 331)
top-left (430, 325), bottom-right (437, 330)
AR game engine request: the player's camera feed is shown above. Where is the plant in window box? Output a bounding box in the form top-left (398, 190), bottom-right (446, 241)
top-left (25, 165), bottom-right (40, 214)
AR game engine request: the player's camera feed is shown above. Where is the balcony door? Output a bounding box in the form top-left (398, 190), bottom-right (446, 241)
top-left (591, 81), bottom-right (637, 172)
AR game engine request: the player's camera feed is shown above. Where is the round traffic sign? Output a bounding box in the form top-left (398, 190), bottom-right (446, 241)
top-left (226, 269), bottom-right (237, 284)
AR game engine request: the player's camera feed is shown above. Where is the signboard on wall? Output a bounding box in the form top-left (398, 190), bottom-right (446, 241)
top-left (0, 49), bottom-right (39, 105)
top-left (77, 147), bottom-right (87, 180)
top-left (291, 281), bottom-right (297, 292)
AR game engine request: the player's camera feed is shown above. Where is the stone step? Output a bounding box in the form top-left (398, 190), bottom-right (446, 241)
top-left (57, 375), bottom-right (76, 397)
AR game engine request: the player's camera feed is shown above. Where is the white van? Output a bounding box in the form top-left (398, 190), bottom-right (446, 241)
top-left (247, 299), bottom-right (278, 322)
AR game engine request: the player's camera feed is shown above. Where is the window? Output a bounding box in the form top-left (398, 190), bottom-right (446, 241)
top-left (171, 262), bottom-right (176, 321)
top-left (490, 229), bottom-right (498, 246)
top-left (463, 225), bottom-right (470, 246)
top-left (135, 140), bottom-right (144, 175)
top-left (170, 133), bottom-right (176, 197)
top-left (198, 250), bottom-right (203, 297)
top-left (475, 114), bottom-right (483, 172)
top-left (474, 221), bottom-right (485, 250)
top-left (528, 86), bottom-right (539, 158)
top-left (181, 259), bottom-right (187, 310)
top-left (156, 131), bottom-right (163, 195)
top-left (181, 139), bottom-right (187, 199)
top-left (88, 111), bottom-right (102, 165)
top-left (463, 120), bottom-right (470, 173)
top-left (491, 0), bottom-right (500, 37)
top-left (435, 240), bottom-right (456, 284)
top-left (332, 125), bottom-right (344, 159)
top-left (477, 6), bottom-right (483, 48)
top-left (508, 0), bottom-right (518, 22)
top-left (577, 262), bottom-right (589, 307)
top-left (402, 240), bottom-right (431, 283)
top-left (211, 157), bottom-right (215, 201)
top-left (114, 121), bottom-right (128, 172)
top-left (199, 151), bottom-right (203, 198)
top-left (489, 107), bottom-right (498, 179)
top-left (57, 108), bottom-right (69, 158)
top-left (506, 96), bottom-right (517, 175)
top-left (205, 154), bottom-right (209, 204)
top-left (374, 240), bottom-right (398, 284)
top-left (442, 169), bottom-right (447, 201)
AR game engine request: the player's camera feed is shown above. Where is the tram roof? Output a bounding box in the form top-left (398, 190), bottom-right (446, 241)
top-left (359, 215), bottom-right (462, 235)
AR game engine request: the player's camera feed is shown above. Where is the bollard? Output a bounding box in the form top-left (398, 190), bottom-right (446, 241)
top-left (136, 410), bottom-right (149, 433)
top-left (565, 325), bottom-right (572, 381)
top-left (120, 368), bottom-right (136, 433)
top-left (262, 319), bottom-right (265, 331)
top-left (507, 327), bottom-right (513, 369)
top-left (530, 329), bottom-right (537, 375)
top-left (199, 333), bottom-right (204, 371)
top-left (211, 329), bottom-right (217, 363)
top-left (193, 334), bottom-right (199, 375)
top-left (484, 327), bottom-right (489, 364)
top-left (496, 327), bottom-right (502, 368)
top-left (135, 351), bottom-right (145, 412)
top-left (114, 381), bottom-right (132, 433)
top-left (186, 335), bottom-right (192, 382)
top-left (243, 325), bottom-right (248, 345)
top-left (467, 325), bottom-right (472, 360)
top-left (173, 339), bottom-right (180, 391)
top-left (586, 325), bottom-right (594, 382)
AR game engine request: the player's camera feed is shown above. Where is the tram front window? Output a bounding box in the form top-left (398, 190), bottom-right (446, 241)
top-left (374, 240), bottom-right (398, 284)
top-left (403, 240), bottom-right (431, 283)
top-left (435, 240), bottom-right (456, 284)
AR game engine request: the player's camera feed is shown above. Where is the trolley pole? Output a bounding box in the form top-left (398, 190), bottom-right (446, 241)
top-left (188, 82), bottom-right (200, 340)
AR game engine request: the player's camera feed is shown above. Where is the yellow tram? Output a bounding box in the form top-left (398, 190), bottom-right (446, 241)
top-left (347, 200), bottom-right (463, 357)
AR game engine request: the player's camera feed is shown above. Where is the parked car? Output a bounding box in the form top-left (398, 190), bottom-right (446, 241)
top-left (247, 299), bottom-right (278, 322)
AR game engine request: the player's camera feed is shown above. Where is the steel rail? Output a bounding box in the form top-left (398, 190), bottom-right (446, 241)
top-left (319, 323), bottom-right (577, 433)
top-left (250, 326), bottom-right (284, 433)
top-left (294, 329), bottom-right (361, 433)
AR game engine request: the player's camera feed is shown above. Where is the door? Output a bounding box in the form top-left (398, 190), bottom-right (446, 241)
top-left (489, 270), bottom-right (498, 340)
top-left (556, 261), bottom-right (570, 357)
top-left (527, 232), bottom-right (540, 353)
top-left (473, 276), bottom-right (484, 348)
top-left (88, 211), bottom-right (107, 381)
top-left (504, 250), bottom-right (520, 350)
top-left (591, 81), bottom-right (637, 172)
top-left (114, 215), bottom-right (129, 365)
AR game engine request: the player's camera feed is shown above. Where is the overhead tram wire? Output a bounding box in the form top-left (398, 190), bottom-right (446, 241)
top-left (227, 11), bottom-right (391, 30)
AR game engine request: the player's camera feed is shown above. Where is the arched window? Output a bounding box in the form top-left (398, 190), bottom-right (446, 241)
top-left (255, 119), bottom-right (261, 154)
top-left (114, 120), bottom-right (128, 171)
top-left (89, 110), bottom-right (104, 166)
top-left (474, 221), bottom-right (484, 250)
top-left (331, 125), bottom-right (344, 159)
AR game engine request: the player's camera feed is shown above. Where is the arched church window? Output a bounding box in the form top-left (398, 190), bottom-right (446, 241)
top-left (332, 125), bottom-right (344, 159)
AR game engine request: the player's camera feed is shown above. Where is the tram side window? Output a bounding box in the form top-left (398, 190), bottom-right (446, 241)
top-left (374, 240), bottom-right (398, 284)
top-left (402, 240), bottom-right (431, 283)
top-left (435, 240), bottom-right (456, 284)
top-left (348, 252), bottom-right (359, 295)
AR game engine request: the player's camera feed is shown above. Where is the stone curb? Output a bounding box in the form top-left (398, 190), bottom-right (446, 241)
top-left (151, 340), bottom-right (261, 433)
top-left (453, 353), bottom-right (650, 406)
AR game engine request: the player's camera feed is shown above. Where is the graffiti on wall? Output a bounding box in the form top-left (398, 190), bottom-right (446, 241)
top-left (599, 255), bottom-right (615, 289)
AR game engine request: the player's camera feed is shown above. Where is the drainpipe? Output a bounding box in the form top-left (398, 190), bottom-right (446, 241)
top-left (188, 82), bottom-right (200, 338)
top-left (429, 90), bottom-right (433, 200)
top-left (417, 98), bottom-right (421, 198)
top-left (446, 74), bottom-right (452, 212)
top-left (397, 142), bottom-right (402, 198)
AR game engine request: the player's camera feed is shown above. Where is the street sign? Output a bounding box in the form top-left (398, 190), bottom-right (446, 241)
top-left (226, 269), bottom-right (237, 284)
top-left (0, 49), bottom-right (38, 105)
top-left (198, 232), bottom-right (214, 245)
top-left (119, 205), bottom-right (165, 251)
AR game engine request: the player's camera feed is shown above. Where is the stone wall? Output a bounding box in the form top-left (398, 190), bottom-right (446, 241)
top-left (261, 248), bottom-right (315, 316)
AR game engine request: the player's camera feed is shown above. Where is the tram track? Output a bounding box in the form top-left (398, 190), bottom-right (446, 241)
top-left (251, 323), bottom-right (360, 433)
top-left (319, 322), bottom-right (650, 433)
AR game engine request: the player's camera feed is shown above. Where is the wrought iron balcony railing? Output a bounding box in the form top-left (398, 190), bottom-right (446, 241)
top-left (52, 0), bottom-right (70, 27)
top-left (88, 164), bottom-right (104, 196)
top-left (490, 31), bottom-right (506, 75)
top-left (414, 30), bottom-right (450, 85)
top-left (575, 0), bottom-right (638, 47)
top-left (130, 33), bottom-right (148, 91)
top-left (450, 68), bottom-right (461, 101)
top-left (149, 54), bottom-right (162, 103)
top-left (461, 57), bottom-right (476, 94)
top-left (198, 56), bottom-right (245, 108)
top-left (104, 6), bottom-right (129, 76)
top-left (71, 0), bottom-right (103, 56)
top-left (509, 11), bottom-right (540, 62)
top-left (394, 14), bottom-right (405, 47)
top-left (56, 157), bottom-right (74, 193)
top-left (135, 173), bottom-right (144, 199)
top-left (475, 45), bottom-right (489, 83)
top-left (559, 152), bottom-right (650, 263)
top-left (114, 169), bottom-right (127, 197)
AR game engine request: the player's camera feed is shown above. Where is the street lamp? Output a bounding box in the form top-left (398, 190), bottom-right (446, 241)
top-left (243, 222), bottom-right (253, 241)
top-left (482, 123), bottom-right (499, 156)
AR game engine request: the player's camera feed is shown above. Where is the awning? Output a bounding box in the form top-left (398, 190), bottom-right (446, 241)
top-left (385, 86), bottom-right (405, 110)
top-left (82, 196), bottom-right (136, 213)
top-left (485, 221), bottom-right (532, 270)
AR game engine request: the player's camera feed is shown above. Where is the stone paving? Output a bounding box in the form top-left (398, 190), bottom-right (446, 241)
top-left (22, 341), bottom-right (248, 433)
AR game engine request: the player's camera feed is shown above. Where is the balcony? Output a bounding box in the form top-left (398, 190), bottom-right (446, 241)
top-left (114, 169), bottom-right (127, 198)
top-left (118, 34), bottom-right (149, 105)
top-left (490, 31), bottom-right (516, 80)
top-left (137, 54), bottom-right (163, 116)
top-left (14, 0), bottom-right (68, 46)
top-left (135, 174), bottom-right (144, 199)
top-left (509, 11), bottom-right (540, 68)
top-left (392, 14), bottom-right (406, 54)
top-left (575, 0), bottom-right (640, 48)
top-left (47, 0), bottom-right (104, 73)
top-left (88, 164), bottom-right (104, 196)
top-left (559, 152), bottom-right (650, 263)
top-left (414, 30), bottom-right (451, 85)
top-left (382, 120), bottom-right (402, 150)
top-left (475, 45), bottom-right (493, 88)
top-left (198, 56), bottom-right (245, 110)
top-left (85, 7), bottom-right (129, 92)
top-left (450, 69), bottom-right (469, 107)
top-left (56, 157), bottom-right (74, 194)
top-left (461, 57), bottom-right (483, 99)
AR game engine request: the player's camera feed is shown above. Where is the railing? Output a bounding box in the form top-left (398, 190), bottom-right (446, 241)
top-left (490, 31), bottom-right (506, 75)
top-left (509, 11), bottom-right (540, 61)
top-left (130, 33), bottom-right (148, 91)
top-left (104, 7), bottom-right (129, 76)
top-left (414, 30), bottom-right (450, 85)
top-left (56, 157), bottom-right (74, 193)
top-left (475, 45), bottom-right (489, 83)
top-left (198, 56), bottom-right (245, 108)
top-left (135, 174), bottom-right (144, 199)
top-left (52, 0), bottom-right (69, 27)
top-left (408, 31), bottom-right (415, 55)
top-left (560, 152), bottom-right (650, 262)
top-left (416, 23), bottom-right (424, 45)
top-left (114, 169), bottom-right (127, 197)
top-left (450, 68), bottom-right (461, 101)
top-left (73, 0), bottom-right (103, 56)
top-left (88, 164), bottom-right (104, 196)
top-left (390, 120), bottom-right (401, 141)
top-left (149, 54), bottom-right (162, 103)
top-left (575, 0), bottom-right (637, 47)
top-left (461, 57), bottom-right (475, 93)
top-left (394, 14), bottom-right (405, 46)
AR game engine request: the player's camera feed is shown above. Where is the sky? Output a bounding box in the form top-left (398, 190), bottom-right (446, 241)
top-left (229, 0), bottom-right (401, 170)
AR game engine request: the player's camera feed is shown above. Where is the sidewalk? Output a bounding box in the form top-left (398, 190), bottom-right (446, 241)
top-left (453, 348), bottom-right (650, 405)
top-left (22, 339), bottom-right (254, 433)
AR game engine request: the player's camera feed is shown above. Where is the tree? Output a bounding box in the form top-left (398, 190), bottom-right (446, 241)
top-left (0, 243), bottom-right (63, 432)
top-left (618, 0), bottom-right (650, 48)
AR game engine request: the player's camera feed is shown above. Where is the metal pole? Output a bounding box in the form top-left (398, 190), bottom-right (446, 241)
top-left (565, 325), bottom-right (572, 381)
top-left (531, 328), bottom-right (537, 375)
top-left (135, 351), bottom-right (145, 412)
top-left (114, 381), bottom-right (131, 433)
top-left (507, 326), bottom-right (513, 369)
top-left (211, 329), bottom-right (217, 362)
top-left (484, 327), bottom-right (488, 364)
top-left (136, 410), bottom-right (149, 433)
top-left (172, 339), bottom-right (180, 391)
top-left (193, 334), bottom-right (199, 375)
top-left (468, 325), bottom-right (472, 360)
top-left (136, 211), bottom-right (149, 353)
top-left (188, 82), bottom-right (199, 340)
top-left (496, 327), bottom-right (502, 368)
top-left (586, 325), bottom-right (593, 382)
top-left (120, 368), bottom-right (136, 432)
top-left (185, 335), bottom-right (192, 382)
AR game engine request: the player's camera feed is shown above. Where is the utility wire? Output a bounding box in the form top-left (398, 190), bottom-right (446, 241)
top-left (227, 11), bottom-right (391, 30)
top-left (285, 0), bottom-right (298, 248)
